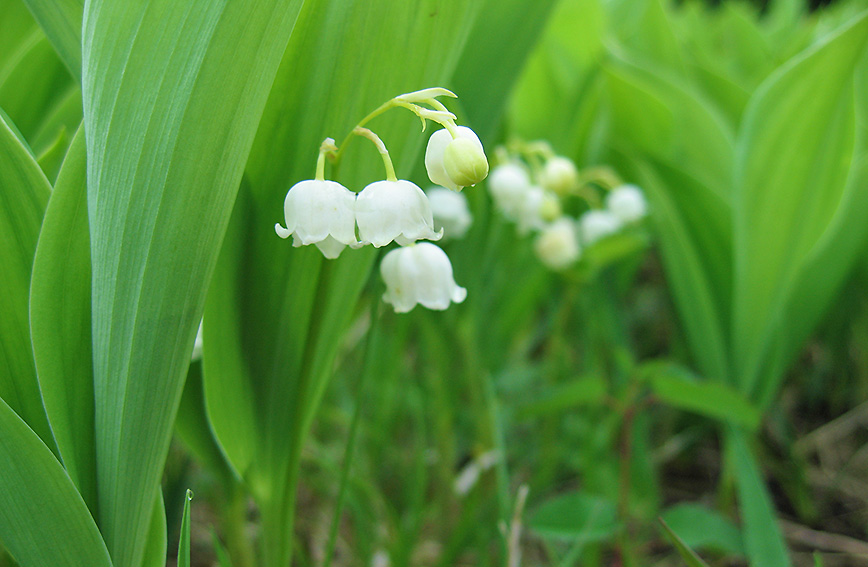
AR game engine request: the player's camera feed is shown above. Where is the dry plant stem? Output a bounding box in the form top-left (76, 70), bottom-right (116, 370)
top-left (506, 485), bottom-right (530, 567)
top-left (780, 519), bottom-right (868, 558)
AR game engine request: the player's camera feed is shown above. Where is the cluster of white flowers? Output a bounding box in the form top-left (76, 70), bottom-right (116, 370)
top-left (275, 89), bottom-right (488, 313)
top-left (487, 143), bottom-right (647, 271)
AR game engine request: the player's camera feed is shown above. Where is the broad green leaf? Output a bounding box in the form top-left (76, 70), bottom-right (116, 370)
top-left (82, 1), bottom-right (305, 566)
top-left (0, 111), bottom-right (54, 446)
top-left (28, 84), bottom-right (82, 158)
top-left (451, 0), bottom-right (557, 142)
top-left (0, 0), bottom-right (38, 71)
top-left (507, 0), bottom-right (607, 159)
top-left (751, 154), bottom-right (868, 408)
top-left (660, 504), bottom-right (744, 556)
top-left (733, 13), bottom-right (868, 401)
top-left (176, 360), bottom-right (236, 486)
top-left (607, 0), bottom-right (685, 76)
top-left (0, 32), bottom-right (74, 146)
top-left (141, 491), bottom-right (167, 567)
top-left (726, 427), bottom-right (791, 567)
top-left (659, 518), bottom-right (712, 567)
top-left (0, 397), bottom-right (112, 567)
top-left (177, 490), bottom-right (193, 567)
top-left (203, 2), bottom-right (483, 564)
top-left (35, 126), bottom-right (69, 183)
top-left (529, 491), bottom-right (619, 543)
top-left (605, 60), bottom-right (734, 196)
top-left (20, 0), bottom-right (83, 82)
top-left (518, 376), bottom-right (607, 417)
top-left (647, 365), bottom-right (761, 430)
top-left (29, 126), bottom-right (96, 510)
top-left (628, 158), bottom-right (731, 383)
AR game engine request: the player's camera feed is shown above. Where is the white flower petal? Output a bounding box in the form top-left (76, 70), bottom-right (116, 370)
top-left (488, 162), bottom-right (531, 219)
top-left (427, 186), bottom-right (472, 240)
top-left (356, 180), bottom-right (442, 247)
top-left (380, 243), bottom-right (466, 313)
top-left (606, 184), bottom-right (647, 223)
top-left (534, 218), bottom-right (581, 270)
top-left (579, 209), bottom-right (622, 245)
top-left (276, 179), bottom-right (359, 257)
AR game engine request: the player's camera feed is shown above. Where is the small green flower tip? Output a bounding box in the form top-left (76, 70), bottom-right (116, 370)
top-left (443, 137), bottom-right (489, 189)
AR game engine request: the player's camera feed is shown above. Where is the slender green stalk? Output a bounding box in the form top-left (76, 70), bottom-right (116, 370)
top-left (323, 298), bottom-right (382, 567)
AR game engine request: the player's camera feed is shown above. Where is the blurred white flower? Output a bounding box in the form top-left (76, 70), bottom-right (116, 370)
top-left (487, 162), bottom-right (531, 219)
top-left (516, 186), bottom-right (561, 235)
top-left (540, 156), bottom-right (578, 196)
top-left (275, 179), bottom-right (358, 259)
top-left (425, 126), bottom-right (488, 191)
top-left (380, 243), bottom-right (467, 313)
top-left (355, 179), bottom-right (442, 247)
top-left (606, 184), bottom-right (647, 223)
top-left (426, 186), bottom-right (472, 240)
top-left (534, 218), bottom-right (581, 270)
top-left (579, 209), bottom-right (622, 245)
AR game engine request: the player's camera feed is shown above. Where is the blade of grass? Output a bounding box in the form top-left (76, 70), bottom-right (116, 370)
top-left (177, 490), bottom-right (193, 567)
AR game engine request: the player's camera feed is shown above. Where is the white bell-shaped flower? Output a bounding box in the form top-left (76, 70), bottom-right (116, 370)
top-left (380, 242), bottom-right (467, 313)
top-left (540, 156), bottom-right (578, 196)
top-left (487, 162), bottom-right (531, 220)
top-left (425, 126), bottom-right (487, 191)
top-left (516, 186), bottom-right (561, 235)
top-left (606, 184), bottom-right (647, 223)
top-left (534, 218), bottom-right (581, 271)
top-left (579, 209), bottom-right (622, 245)
top-left (275, 179), bottom-right (358, 259)
top-left (427, 186), bottom-right (472, 240)
top-left (355, 179), bottom-right (442, 247)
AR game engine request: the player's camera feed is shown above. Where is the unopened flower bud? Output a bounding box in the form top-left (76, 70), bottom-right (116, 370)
top-left (540, 156), bottom-right (578, 196)
top-left (488, 162), bottom-right (531, 219)
top-left (443, 137), bottom-right (489, 188)
top-left (425, 126), bottom-right (486, 191)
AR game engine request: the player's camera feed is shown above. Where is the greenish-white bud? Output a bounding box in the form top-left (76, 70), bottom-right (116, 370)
top-left (540, 156), bottom-right (578, 196)
top-left (443, 137), bottom-right (489, 188)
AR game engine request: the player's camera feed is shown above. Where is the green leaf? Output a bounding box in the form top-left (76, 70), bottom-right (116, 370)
top-left (0, 110), bottom-right (54, 446)
top-left (0, 396), bottom-right (112, 567)
top-left (726, 427), bottom-right (791, 567)
top-left (658, 517), bottom-right (712, 567)
top-left (177, 490), bottom-right (193, 567)
top-left (29, 126), bottom-right (96, 510)
top-left (660, 504), bottom-right (744, 556)
top-left (629, 158), bottom-right (731, 383)
top-left (518, 376), bottom-right (607, 418)
top-left (0, 32), bottom-right (74, 145)
top-left (451, 0), bottom-right (558, 142)
top-left (19, 0), bottom-right (83, 82)
top-left (733, 13), bottom-right (868, 403)
top-left (81, 1), bottom-right (305, 565)
top-left (141, 491), bottom-right (167, 567)
top-left (529, 491), bottom-right (619, 543)
top-left (646, 363), bottom-right (761, 430)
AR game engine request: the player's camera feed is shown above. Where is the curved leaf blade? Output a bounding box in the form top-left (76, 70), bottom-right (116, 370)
top-left (0, 397), bottom-right (111, 567)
